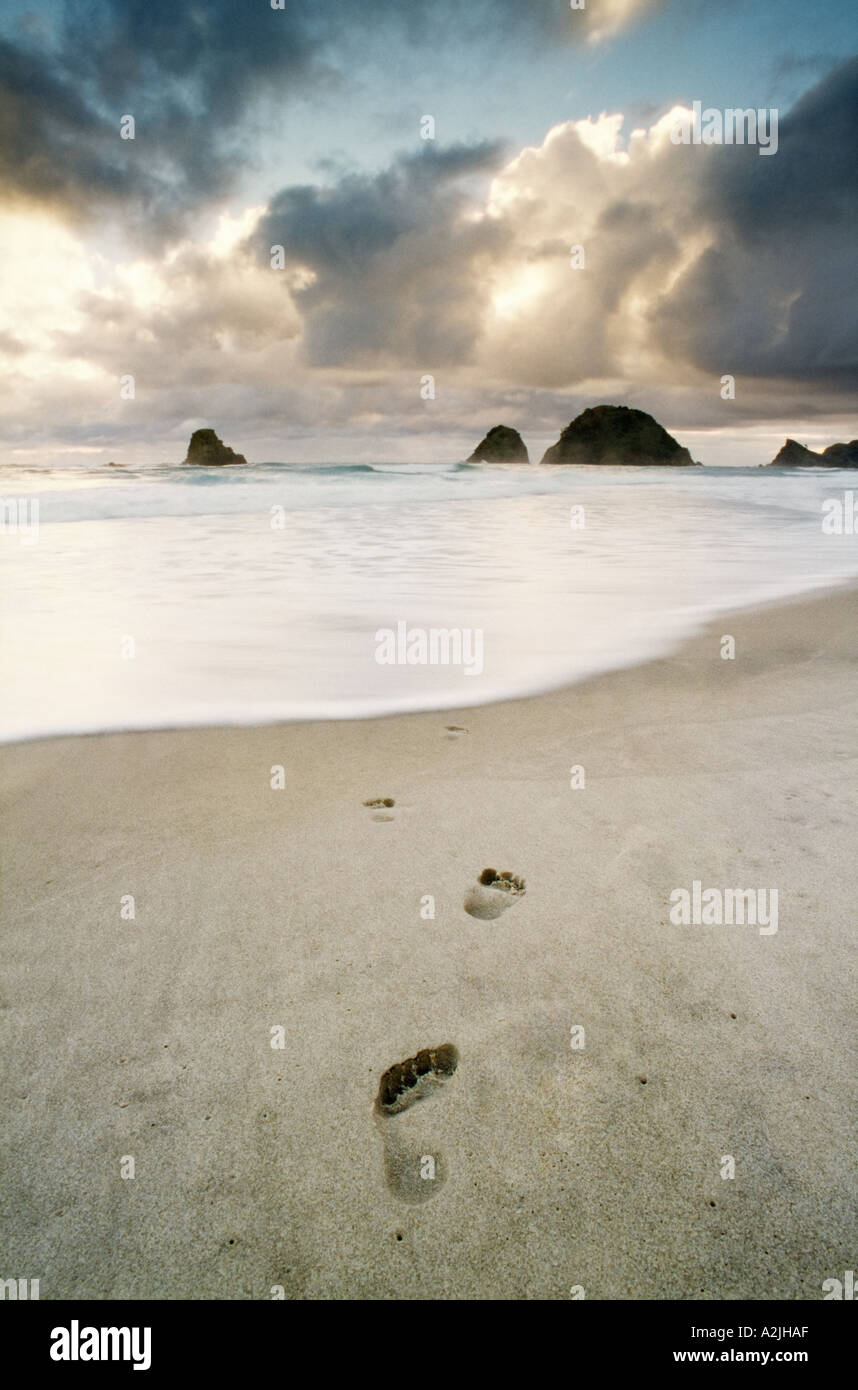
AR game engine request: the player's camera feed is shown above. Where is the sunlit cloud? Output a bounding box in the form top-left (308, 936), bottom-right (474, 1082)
top-left (0, 52), bottom-right (855, 458)
top-left (584, 0), bottom-right (662, 45)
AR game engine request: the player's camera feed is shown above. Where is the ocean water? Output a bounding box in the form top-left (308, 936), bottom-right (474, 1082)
top-left (1, 459), bottom-right (857, 742)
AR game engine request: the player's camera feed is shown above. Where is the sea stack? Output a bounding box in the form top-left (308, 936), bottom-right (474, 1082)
top-left (770, 437), bottom-right (858, 467)
top-left (821, 441), bottom-right (858, 466)
top-left (541, 406), bottom-right (697, 466)
top-left (182, 428), bottom-right (248, 466)
top-left (467, 425), bottom-right (529, 463)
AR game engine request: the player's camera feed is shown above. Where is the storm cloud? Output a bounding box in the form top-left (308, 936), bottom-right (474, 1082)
top-left (0, 5), bottom-right (854, 458)
top-left (255, 142), bottom-right (508, 367)
top-left (0, 0), bottom-right (322, 236)
top-left (0, 0), bottom-right (664, 237)
top-left (241, 58), bottom-right (858, 409)
top-left (653, 56), bottom-right (858, 385)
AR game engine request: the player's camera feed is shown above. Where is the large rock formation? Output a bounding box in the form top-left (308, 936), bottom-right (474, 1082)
top-left (467, 425), bottom-right (529, 463)
top-left (541, 405), bottom-right (697, 466)
top-left (182, 428), bottom-right (247, 466)
top-left (770, 437), bottom-right (858, 467)
top-left (822, 440), bottom-right (858, 466)
top-left (770, 439), bottom-right (818, 466)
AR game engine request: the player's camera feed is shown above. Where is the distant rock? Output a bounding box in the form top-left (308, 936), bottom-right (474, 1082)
top-left (467, 425), bottom-right (529, 463)
top-left (822, 440), bottom-right (858, 466)
top-left (183, 428), bottom-right (247, 467)
top-left (770, 438), bottom-right (821, 466)
top-left (770, 437), bottom-right (858, 467)
top-left (541, 406), bottom-right (697, 466)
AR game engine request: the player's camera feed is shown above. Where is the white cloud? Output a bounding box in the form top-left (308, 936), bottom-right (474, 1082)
top-left (476, 111), bottom-right (704, 390)
top-left (583, 0), bottom-right (661, 44)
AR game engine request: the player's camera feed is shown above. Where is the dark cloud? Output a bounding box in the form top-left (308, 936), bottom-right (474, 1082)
top-left (0, 37), bottom-right (130, 211)
top-left (652, 57), bottom-right (858, 386)
top-left (0, 0), bottom-right (659, 236)
top-left (715, 56), bottom-right (858, 231)
top-left (255, 141), bottom-right (509, 366)
top-left (0, 1), bottom-right (325, 236)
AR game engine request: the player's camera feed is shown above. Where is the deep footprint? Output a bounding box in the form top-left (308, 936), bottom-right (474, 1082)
top-left (376, 1042), bottom-right (458, 1115)
top-left (363, 797), bottom-right (395, 822)
top-left (374, 1044), bottom-right (459, 1203)
top-left (463, 867), bottom-right (526, 920)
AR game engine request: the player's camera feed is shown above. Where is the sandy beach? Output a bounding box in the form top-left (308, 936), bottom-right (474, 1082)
top-left (1, 584), bottom-right (856, 1301)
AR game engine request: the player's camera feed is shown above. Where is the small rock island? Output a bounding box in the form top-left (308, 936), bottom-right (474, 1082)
top-left (770, 438), bottom-right (858, 467)
top-left (541, 406), bottom-right (697, 466)
top-left (182, 428), bottom-right (248, 466)
top-left (467, 425), bottom-right (529, 463)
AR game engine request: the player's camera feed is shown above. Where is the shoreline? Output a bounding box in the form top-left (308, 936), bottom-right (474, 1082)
top-left (2, 583), bottom-right (857, 1299)
top-left (3, 576), bottom-right (858, 749)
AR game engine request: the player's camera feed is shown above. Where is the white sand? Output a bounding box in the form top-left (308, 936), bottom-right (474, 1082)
top-left (1, 586), bottom-right (856, 1299)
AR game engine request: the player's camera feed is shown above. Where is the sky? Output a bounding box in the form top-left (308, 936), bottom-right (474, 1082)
top-left (0, 0), bottom-right (856, 465)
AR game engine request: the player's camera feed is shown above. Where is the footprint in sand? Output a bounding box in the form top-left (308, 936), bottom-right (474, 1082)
top-left (374, 1043), bottom-right (458, 1203)
top-left (463, 867), bottom-right (526, 920)
top-left (363, 797), bottom-right (395, 822)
